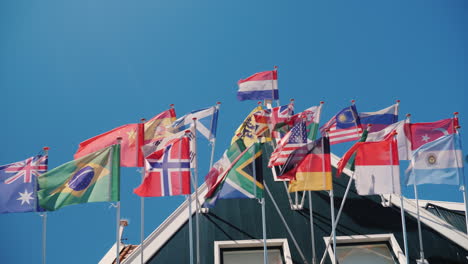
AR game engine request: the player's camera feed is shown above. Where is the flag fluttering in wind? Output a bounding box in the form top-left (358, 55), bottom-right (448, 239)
top-left (405, 118), bottom-right (457, 151)
top-left (39, 144), bottom-right (120, 211)
top-left (205, 138), bottom-right (246, 198)
top-left (237, 70), bottom-right (278, 101)
top-left (232, 106), bottom-right (270, 147)
top-left (359, 103), bottom-right (398, 133)
top-left (366, 120), bottom-right (409, 160)
top-left (134, 133), bottom-right (192, 197)
top-left (171, 106), bottom-right (219, 143)
top-left (75, 123), bottom-right (143, 167)
top-left (321, 105), bottom-right (362, 145)
top-left (144, 108), bottom-right (177, 145)
top-left (406, 133), bottom-right (464, 186)
top-left (280, 137), bottom-right (332, 191)
top-left (204, 143), bottom-right (264, 208)
top-left (337, 132), bottom-right (401, 195)
top-left (0, 155), bottom-right (48, 214)
top-left (269, 120), bottom-right (308, 167)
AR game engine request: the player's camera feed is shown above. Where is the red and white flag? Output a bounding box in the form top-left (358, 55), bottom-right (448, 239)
top-left (405, 118), bottom-right (456, 151)
top-left (337, 132), bottom-right (401, 195)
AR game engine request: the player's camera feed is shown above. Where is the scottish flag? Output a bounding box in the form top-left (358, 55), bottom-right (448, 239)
top-left (171, 106), bottom-right (219, 142)
top-left (406, 133), bottom-right (464, 186)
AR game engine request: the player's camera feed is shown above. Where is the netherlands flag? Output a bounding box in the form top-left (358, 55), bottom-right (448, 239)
top-left (237, 70), bottom-right (279, 101)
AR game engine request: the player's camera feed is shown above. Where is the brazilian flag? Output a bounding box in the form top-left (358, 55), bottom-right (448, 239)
top-left (38, 145), bottom-right (120, 211)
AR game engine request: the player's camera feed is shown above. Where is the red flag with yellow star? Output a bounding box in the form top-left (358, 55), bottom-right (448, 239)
top-left (74, 123), bottom-right (144, 167)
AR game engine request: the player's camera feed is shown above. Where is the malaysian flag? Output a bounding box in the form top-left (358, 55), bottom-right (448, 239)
top-left (320, 105), bottom-right (362, 145)
top-left (269, 120), bottom-right (308, 167)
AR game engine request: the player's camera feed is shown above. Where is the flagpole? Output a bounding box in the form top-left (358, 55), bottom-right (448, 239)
top-left (188, 193), bottom-right (194, 264)
top-left (273, 66), bottom-right (279, 107)
top-left (390, 131), bottom-right (409, 264)
top-left (453, 112), bottom-right (468, 235)
top-left (139, 118), bottom-right (146, 264)
top-left (192, 118), bottom-right (200, 264)
top-left (115, 137), bottom-right (122, 264)
top-left (40, 146), bottom-right (49, 264)
top-left (254, 142), bottom-right (268, 264)
top-left (308, 191), bottom-right (316, 264)
top-left (209, 102), bottom-right (221, 168)
top-left (406, 114), bottom-right (426, 263)
top-left (324, 130), bottom-right (337, 264)
top-left (319, 172), bottom-right (354, 264)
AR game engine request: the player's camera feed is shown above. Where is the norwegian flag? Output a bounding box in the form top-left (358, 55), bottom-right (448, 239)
top-left (269, 120), bottom-right (308, 167)
top-left (134, 135), bottom-right (191, 197)
top-left (320, 105), bottom-right (362, 145)
top-left (4, 155), bottom-right (48, 184)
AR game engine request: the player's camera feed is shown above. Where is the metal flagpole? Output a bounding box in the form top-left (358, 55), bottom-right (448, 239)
top-left (273, 66), bottom-right (279, 107)
top-left (390, 131), bottom-right (409, 264)
top-left (320, 172), bottom-right (354, 264)
top-left (115, 137), bottom-right (122, 264)
top-left (139, 118), bottom-right (146, 264)
top-left (262, 197), bottom-right (268, 264)
top-left (40, 146), bottom-right (50, 264)
top-left (188, 193), bottom-right (194, 264)
top-left (453, 112), bottom-right (468, 235)
top-left (192, 118), bottom-right (200, 264)
top-left (209, 102), bottom-right (221, 168)
top-left (405, 114), bottom-right (426, 263)
top-left (325, 130), bottom-right (337, 264)
top-left (308, 191), bottom-right (316, 264)
top-left (264, 183), bottom-right (308, 264)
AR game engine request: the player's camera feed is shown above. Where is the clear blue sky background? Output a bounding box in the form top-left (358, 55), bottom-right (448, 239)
top-left (1, 1), bottom-right (467, 263)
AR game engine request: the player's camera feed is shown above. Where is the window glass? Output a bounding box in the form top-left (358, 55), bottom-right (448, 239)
top-left (222, 248), bottom-right (284, 264)
top-left (336, 243), bottom-right (397, 264)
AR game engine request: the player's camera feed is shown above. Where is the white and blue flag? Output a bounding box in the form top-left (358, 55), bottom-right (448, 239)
top-left (406, 133), bottom-right (464, 186)
top-left (171, 106), bottom-right (219, 142)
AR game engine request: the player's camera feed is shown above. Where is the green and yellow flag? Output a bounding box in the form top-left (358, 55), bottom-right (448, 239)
top-left (38, 144), bottom-right (120, 211)
top-left (231, 106), bottom-right (271, 147)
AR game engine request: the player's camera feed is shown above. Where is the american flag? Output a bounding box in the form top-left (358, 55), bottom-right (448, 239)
top-left (269, 120), bottom-right (308, 167)
top-left (320, 105), bottom-right (362, 145)
top-left (4, 155), bottom-right (48, 184)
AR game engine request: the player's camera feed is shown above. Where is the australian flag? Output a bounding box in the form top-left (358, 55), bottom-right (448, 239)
top-left (0, 155), bottom-right (48, 214)
top-left (134, 136), bottom-right (191, 197)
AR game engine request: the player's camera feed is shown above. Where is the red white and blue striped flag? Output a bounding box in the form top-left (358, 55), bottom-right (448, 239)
top-left (237, 70), bottom-right (279, 101)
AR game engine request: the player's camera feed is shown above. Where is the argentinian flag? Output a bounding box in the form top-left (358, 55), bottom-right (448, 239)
top-left (406, 133), bottom-right (464, 186)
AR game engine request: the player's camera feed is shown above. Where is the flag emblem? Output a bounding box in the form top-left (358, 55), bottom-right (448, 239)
top-left (427, 154), bottom-right (437, 165)
top-left (68, 166), bottom-right (95, 191)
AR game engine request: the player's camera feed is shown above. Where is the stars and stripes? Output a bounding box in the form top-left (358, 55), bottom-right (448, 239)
top-left (4, 155), bottom-right (48, 184)
top-left (269, 120), bottom-right (308, 167)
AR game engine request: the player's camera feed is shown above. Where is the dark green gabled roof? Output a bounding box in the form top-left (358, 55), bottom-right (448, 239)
top-left (425, 203), bottom-right (467, 234)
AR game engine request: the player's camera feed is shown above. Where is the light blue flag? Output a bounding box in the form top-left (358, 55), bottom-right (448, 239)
top-left (171, 106), bottom-right (219, 142)
top-left (405, 133), bottom-right (464, 186)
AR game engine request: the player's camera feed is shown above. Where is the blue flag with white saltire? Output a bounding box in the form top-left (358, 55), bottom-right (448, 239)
top-left (405, 133), bottom-right (464, 186)
top-left (171, 106), bottom-right (219, 142)
top-left (0, 155), bottom-right (48, 213)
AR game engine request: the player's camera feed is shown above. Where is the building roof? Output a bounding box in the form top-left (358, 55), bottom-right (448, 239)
top-left (103, 152), bottom-right (468, 264)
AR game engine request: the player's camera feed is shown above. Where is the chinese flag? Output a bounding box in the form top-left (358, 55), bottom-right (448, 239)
top-left (75, 123), bottom-right (144, 167)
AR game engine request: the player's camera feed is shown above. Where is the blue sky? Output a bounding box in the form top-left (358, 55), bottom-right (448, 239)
top-left (1, 1), bottom-right (467, 263)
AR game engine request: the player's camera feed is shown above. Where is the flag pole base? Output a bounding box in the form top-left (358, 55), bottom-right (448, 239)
top-left (199, 207), bottom-right (209, 214)
top-left (290, 204), bottom-right (303, 211)
top-left (417, 259), bottom-right (429, 264)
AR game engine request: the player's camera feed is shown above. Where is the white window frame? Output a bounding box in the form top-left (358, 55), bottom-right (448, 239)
top-left (323, 233), bottom-right (407, 264)
top-left (214, 238), bottom-right (293, 264)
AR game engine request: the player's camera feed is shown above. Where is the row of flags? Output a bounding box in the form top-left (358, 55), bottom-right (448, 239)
top-left (0, 69), bottom-right (464, 217)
